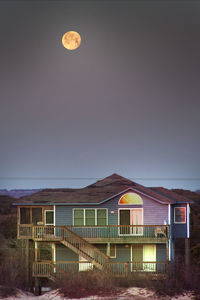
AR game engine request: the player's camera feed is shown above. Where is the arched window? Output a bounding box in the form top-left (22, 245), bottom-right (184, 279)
top-left (119, 192), bottom-right (143, 205)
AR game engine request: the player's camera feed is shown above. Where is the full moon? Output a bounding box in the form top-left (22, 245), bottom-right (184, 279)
top-left (62, 31), bottom-right (81, 50)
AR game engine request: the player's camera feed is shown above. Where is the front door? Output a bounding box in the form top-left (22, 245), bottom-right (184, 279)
top-left (143, 245), bottom-right (156, 272)
top-left (119, 209), bottom-right (143, 235)
top-left (131, 209), bottom-right (143, 235)
top-left (119, 210), bottom-right (130, 234)
top-left (45, 210), bottom-right (54, 235)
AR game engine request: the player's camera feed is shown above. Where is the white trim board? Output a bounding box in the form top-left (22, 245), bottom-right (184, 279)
top-left (45, 210), bottom-right (54, 225)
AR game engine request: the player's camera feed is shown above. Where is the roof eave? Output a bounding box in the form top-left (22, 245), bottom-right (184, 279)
top-left (13, 186), bottom-right (173, 206)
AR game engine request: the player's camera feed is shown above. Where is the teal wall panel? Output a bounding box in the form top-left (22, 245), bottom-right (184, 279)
top-left (56, 244), bottom-right (78, 261)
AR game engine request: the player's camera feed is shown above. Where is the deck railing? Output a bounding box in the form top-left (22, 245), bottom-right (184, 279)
top-left (32, 261), bottom-right (53, 277)
top-left (106, 261), bottom-right (168, 276)
top-left (18, 224), bottom-right (33, 239)
top-left (18, 224), bottom-right (169, 240)
top-left (32, 261), bottom-right (168, 277)
top-left (69, 225), bottom-right (169, 240)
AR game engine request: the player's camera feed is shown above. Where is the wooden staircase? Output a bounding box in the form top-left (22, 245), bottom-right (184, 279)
top-left (61, 226), bottom-right (110, 271)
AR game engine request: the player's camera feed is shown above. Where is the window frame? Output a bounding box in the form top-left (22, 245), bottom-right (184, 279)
top-left (74, 208), bottom-right (85, 226)
top-left (174, 207), bottom-right (186, 224)
top-left (85, 208), bottom-right (96, 226)
top-left (73, 208), bottom-right (108, 226)
top-left (118, 192), bottom-right (143, 205)
top-left (110, 244), bottom-right (116, 258)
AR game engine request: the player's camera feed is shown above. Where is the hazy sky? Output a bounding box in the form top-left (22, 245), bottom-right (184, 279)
top-left (1, 0), bottom-right (200, 190)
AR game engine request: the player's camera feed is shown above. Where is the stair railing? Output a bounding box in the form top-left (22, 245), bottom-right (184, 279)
top-left (62, 226), bottom-right (110, 268)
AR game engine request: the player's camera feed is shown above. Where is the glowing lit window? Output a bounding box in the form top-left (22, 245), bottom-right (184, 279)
top-left (119, 193), bottom-right (143, 205)
top-left (174, 207), bottom-right (186, 223)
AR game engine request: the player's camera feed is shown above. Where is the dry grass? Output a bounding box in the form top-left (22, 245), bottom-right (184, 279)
top-left (0, 241), bottom-right (27, 297)
top-left (52, 269), bottom-right (119, 299)
top-left (113, 264), bottom-right (200, 299)
top-left (51, 263), bottom-right (200, 299)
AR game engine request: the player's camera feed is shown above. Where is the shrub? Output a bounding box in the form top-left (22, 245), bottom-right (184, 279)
top-left (0, 286), bottom-right (17, 298)
top-left (152, 263), bottom-right (200, 297)
top-left (0, 240), bottom-right (27, 297)
top-left (52, 270), bottom-right (118, 299)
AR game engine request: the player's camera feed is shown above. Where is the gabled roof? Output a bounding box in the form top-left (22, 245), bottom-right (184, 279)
top-left (150, 187), bottom-right (193, 204)
top-left (13, 173), bottom-right (192, 205)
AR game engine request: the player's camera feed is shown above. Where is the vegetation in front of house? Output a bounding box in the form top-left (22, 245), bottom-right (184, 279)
top-left (51, 270), bottom-right (120, 299)
top-left (0, 239), bottom-right (27, 297)
top-left (0, 195), bottom-right (27, 297)
top-left (49, 267), bottom-right (200, 299)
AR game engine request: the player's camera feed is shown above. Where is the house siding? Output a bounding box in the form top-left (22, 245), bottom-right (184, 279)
top-left (156, 244), bottom-right (166, 261)
top-left (171, 204), bottom-right (187, 238)
top-left (55, 189), bottom-right (168, 227)
top-left (115, 244), bottom-right (131, 262)
top-left (156, 244), bottom-right (167, 273)
top-left (56, 244), bottom-right (78, 261)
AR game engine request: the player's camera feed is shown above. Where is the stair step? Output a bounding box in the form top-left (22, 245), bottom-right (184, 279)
top-left (61, 227), bottom-right (109, 272)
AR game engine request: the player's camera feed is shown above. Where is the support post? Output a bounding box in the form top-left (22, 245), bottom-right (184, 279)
top-left (125, 263), bottom-right (128, 277)
top-left (185, 238), bottom-right (191, 285)
top-left (166, 241), bottom-right (169, 277)
top-left (107, 242), bottom-right (110, 257)
top-left (29, 240), bottom-right (34, 292)
top-left (185, 238), bottom-right (190, 268)
top-left (34, 278), bottom-right (41, 296)
top-left (25, 239), bottom-right (30, 288)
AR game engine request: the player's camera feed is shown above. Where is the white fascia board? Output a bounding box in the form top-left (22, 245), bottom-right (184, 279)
top-left (168, 204), bottom-right (171, 225)
top-left (187, 203), bottom-right (190, 238)
top-left (53, 205), bottom-right (56, 226)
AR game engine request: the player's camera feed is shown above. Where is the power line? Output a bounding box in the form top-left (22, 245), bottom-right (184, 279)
top-left (0, 177), bottom-right (200, 181)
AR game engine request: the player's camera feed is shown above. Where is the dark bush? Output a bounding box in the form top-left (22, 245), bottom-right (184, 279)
top-left (0, 241), bottom-right (27, 297)
top-left (52, 270), bottom-right (119, 299)
top-left (0, 216), bottom-right (17, 239)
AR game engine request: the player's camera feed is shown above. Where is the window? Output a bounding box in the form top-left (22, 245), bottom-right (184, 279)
top-left (119, 192), bottom-right (143, 205)
top-left (85, 209), bottom-right (95, 226)
top-left (20, 208), bottom-right (31, 224)
top-left (110, 244), bottom-right (116, 258)
top-left (32, 208), bottom-right (42, 225)
top-left (74, 209), bottom-right (84, 226)
top-left (73, 209), bottom-right (107, 226)
top-left (45, 210), bottom-right (54, 225)
top-left (174, 207), bottom-right (186, 223)
top-left (97, 209), bottom-right (107, 226)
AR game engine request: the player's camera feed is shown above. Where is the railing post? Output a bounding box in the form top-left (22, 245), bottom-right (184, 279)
top-left (106, 242), bottom-right (110, 257)
top-left (125, 263), bottom-right (128, 277)
top-left (32, 226), bottom-right (34, 239)
top-left (62, 227), bottom-right (64, 240)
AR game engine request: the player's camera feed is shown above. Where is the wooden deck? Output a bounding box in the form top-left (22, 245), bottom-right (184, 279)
top-left (18, 224), bottom-right (169, 243)
top-left (32, 261), bottom-right (169, 278)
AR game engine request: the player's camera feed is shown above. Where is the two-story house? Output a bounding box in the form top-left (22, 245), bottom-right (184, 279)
top-left (14, 173), bottom-right (192, 288)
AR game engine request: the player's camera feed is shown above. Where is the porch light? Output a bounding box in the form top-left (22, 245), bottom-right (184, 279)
top-left (110, 210), bottom-right (115, 214)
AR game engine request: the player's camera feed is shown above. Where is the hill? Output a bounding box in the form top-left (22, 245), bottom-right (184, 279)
top-left (0, 189), bottom-right (41, 199)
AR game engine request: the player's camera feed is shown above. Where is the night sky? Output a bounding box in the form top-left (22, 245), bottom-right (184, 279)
top-left (1, 0), bottom-right (200, 190)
